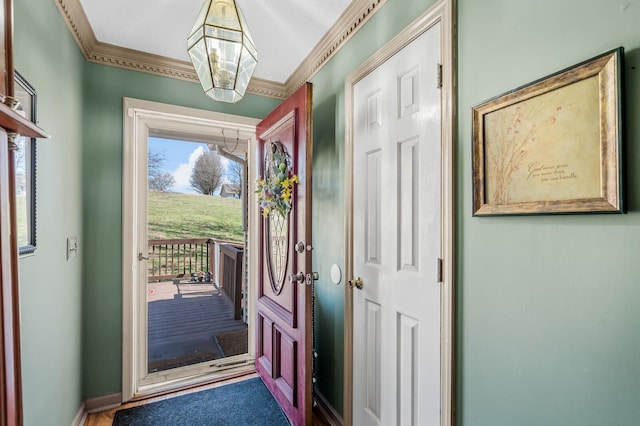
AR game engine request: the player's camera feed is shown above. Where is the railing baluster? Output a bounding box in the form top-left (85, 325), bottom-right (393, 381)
top-left (171, 244), bottom-right (174, 276)
top-left (195, 242), bottom-right (199, 274)
top-left (200, 242), bottom-right (204, 272)
top-left (181, 242), bottom-right (185, 276)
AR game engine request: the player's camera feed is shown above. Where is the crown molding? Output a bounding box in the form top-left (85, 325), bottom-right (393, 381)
top-left (285, 0), bottom-right (388, 94)
top-left (54, 0), bottom-right (386, 100)
top-left (54, 0), bottom-right (93, 57)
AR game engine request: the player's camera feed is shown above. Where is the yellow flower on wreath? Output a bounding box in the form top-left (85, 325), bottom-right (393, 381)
top-left (256, 143), bottom-right (300, 217)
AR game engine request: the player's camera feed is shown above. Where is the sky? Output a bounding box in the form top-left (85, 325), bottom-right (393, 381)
top-left (148, 137), bottom-right (231, 194)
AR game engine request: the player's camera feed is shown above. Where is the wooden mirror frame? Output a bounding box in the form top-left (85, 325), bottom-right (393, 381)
top-left (14, 71), bottom-right (37, 255)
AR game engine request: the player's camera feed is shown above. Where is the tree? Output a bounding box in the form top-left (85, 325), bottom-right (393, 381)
top-left (148, 150), bottom-right (175, 191)
top-left (227, 160), bottom-right (244, 186)
top-left (190, 150), bottom-right (224, 195)
top-left (151, 172), bottom-right (175, 191)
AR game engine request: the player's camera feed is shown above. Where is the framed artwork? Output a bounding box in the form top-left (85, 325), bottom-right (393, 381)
top-left (14, 71), bottom-right (37, 254)
top-left (472, 47), bottom-right (624, 216)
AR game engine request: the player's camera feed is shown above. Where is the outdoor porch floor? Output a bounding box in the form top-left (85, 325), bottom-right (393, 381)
top-left (147, 280), bottom-right (247, 372)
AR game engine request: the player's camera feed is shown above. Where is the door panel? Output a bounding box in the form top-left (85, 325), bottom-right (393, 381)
top-left (364, 299), bottom-right (381, 420)
top-left (353, 24), bottom-right (442, 426)
top-left (398, 137), bottom-right (419, 271)
top-left (365, 149), bottom-right (381, 265)
top-left (258, 315), bottom-right (274, 375)
top-left (256, 83), bottom-right (313, 426)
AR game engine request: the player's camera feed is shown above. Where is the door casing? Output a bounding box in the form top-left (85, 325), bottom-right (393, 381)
top-left (122, 97), bottom-right (260, 401)
top-left (343, 0), bottom-right (456, 424)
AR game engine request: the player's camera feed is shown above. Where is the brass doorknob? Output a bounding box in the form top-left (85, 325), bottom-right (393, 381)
top-left (348, 277), bottom-right (363, 290)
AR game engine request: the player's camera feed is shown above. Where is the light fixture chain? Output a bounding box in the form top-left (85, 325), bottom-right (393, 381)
top-left (221, 129), bottom-right (240, 153)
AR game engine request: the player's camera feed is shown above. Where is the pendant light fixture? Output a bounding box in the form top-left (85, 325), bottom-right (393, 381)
top-left (187, 0), bottom-right (258, 103)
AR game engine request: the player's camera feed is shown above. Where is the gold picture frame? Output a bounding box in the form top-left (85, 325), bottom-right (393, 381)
top-left (472, 48), bottom-right (624, 216)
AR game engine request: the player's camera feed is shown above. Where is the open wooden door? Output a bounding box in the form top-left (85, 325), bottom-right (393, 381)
top-left (255, 83), bottom-right (313, 426)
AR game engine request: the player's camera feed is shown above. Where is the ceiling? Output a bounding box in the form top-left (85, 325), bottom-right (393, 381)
top-left (55, 0), bottom-right (386, 98)
top-left (78, 0), bottom-right (352, 84)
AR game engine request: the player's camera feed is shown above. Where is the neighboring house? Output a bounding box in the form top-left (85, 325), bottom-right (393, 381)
top-left (12, 0), bottom-right (640, 426)
top-left (220, 184), bottom-right (240, 199)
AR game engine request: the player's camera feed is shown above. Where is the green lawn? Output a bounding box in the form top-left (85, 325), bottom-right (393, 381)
top-left (147, 191), bottom-right (243, 243)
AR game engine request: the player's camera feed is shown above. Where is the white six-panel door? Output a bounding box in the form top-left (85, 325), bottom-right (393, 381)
top-left (353, 22), bottom-right (442, 426)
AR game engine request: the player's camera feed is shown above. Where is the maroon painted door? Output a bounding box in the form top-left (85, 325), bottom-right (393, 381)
top-left (255, 83), bottom-right (313, 426)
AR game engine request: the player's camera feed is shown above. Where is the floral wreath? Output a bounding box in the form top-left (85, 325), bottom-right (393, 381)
top-left (256, 141), bottom-right (299, 218)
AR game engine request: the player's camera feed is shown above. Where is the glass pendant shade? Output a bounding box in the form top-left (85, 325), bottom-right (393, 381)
top-left (187, 0), bottom-right (258, 103)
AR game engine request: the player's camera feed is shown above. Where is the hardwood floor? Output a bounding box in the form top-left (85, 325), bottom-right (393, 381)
top-left (84, 373), bottom-right (331, 425)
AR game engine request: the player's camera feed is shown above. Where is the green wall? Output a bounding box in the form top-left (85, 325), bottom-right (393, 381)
top-left (457, 1), bottom-right (640, 424)
top-left (81, 65), bottom-right (280, 397)
top-left (14, 0), bottom-right (85, 424)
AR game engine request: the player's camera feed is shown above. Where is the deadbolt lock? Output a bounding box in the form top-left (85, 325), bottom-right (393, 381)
top-left (305, 272), bottom-right (319, 286)
top-left (295, 242), bottom-right (314, 253)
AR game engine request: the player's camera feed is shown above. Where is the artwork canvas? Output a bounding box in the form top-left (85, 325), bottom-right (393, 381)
top-left (472, 48), bottom-right (623, 215)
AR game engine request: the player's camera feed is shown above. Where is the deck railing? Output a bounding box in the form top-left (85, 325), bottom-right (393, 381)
top-left (219, 244), bottom-right (244, 320)
top-left (147, 238), bottom-right (242, 283)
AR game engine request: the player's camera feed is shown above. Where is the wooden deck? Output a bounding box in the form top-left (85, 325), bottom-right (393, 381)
top-left (147, 280), bottom-right (247, 372)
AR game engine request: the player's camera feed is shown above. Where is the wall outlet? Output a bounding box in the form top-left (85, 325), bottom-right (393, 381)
top-left (67, 237), bottom-right (78, 260)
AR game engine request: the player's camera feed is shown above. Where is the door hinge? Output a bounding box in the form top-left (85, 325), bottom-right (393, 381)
top-left (437, 258), bottom-right (443, 283)
top-left (437, 63), bottom-right (443, 89)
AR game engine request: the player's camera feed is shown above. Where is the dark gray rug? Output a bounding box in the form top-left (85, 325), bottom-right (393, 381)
top-left (113, 377), bottom-right (289, 425)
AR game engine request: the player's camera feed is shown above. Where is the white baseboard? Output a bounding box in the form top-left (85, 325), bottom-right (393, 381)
top-left (84, 392), bottom-right (122, 413)
top-left (314, 389), bottom-right (343, 426)
top-left (71, 402), bottom-right (87, 426)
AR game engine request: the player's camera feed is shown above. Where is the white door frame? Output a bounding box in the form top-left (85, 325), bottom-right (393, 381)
top-left (343, 1), bottom-right (456, 424)
top-left (122, 97), bottom-right (261, 401)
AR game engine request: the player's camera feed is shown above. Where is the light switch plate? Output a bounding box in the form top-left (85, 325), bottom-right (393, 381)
top-left (67, 237), bottom-right (78, 260)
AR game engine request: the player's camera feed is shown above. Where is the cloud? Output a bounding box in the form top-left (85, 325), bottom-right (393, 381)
top-left (171, 146), bottom-right (205, 193)
top-left (220, 156), bottom-right (230, 169)
top-left (170, 146), bottom-right (232, 194)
